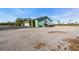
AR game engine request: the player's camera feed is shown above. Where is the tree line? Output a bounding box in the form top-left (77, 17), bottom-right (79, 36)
top-left (0, 17), bottom-right (79, 26)
top-left (0, 18), bottom-right (31, 26)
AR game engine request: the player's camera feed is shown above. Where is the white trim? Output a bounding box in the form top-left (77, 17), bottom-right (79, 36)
top-left (35, 20), bottom-right (38, 27)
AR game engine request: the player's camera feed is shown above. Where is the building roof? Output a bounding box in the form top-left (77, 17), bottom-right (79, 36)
top-left (33, 16), bottom-right (52, 22)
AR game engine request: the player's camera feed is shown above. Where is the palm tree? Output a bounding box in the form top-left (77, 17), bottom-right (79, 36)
top-left (69, 19), bottom-right (71, 24)
top-left (57, 20), bottom-right (60, 25)
top-left (76, 21), bottom-right (77, 24)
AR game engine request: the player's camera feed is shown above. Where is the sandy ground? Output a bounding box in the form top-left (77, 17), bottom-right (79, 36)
top-left (0, 26), bottom-right (79, 51)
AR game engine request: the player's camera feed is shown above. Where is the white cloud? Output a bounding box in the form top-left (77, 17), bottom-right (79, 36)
top-left (0, 11), bottom-right (17, 22)
top-left (15, 8), bottom-right (24, 14)
top-left (50, 9), bottom-right (79, 24)
top-left (14, 8), bottom-right (25, 17)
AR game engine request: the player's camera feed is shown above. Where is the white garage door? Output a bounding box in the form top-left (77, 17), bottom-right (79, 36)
top-left (24, 23), bottom-right (30, 27)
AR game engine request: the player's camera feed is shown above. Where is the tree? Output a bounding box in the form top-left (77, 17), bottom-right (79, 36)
top-left (28, 18), bottom-right (31, 20)
top-left (24, 18), bottom-right (28, 21)
top-left (57, 20), bottom-right (60, 25)
top-left (69, 19), bottom-right (71, 24)
top-left (15, 18), bottom-right (24, 26)
top-left (76, 21), bottom-right (77, 24)
top-left (7, 21), bottom-right (11, 26)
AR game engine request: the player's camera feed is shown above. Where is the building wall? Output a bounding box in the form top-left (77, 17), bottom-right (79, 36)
top-left (24, 22), bottom-right (30, 27)
top-left (37, 19), bottom-right (52, 27)
top-left (22, 21), bottom-right (30, 27)
top-left (37, 20), bottom-right (45, 27)
top-left (22, 19), bottom-right (52, 27)
top-left (35, 20), bottom-right (38, 27)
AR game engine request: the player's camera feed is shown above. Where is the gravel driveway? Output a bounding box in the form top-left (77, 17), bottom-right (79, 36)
top-left (0, 26), bottom-right (79, 51)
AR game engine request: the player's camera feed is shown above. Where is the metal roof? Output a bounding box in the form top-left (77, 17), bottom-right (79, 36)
top-left (33, 16), bottom-right (52, 21)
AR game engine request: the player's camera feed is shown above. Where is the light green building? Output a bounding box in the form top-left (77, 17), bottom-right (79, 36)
top-left (34, 16), bottom-right (52, 27)
top-left (22, 16), bottom-right (53, 27)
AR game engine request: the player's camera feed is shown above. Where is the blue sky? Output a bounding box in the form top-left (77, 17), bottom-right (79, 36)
top-left (0, 8), bottom-right (79, 24)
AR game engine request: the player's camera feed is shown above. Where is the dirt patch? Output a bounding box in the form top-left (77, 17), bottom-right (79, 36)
top-left (34, 42), bottom-right (46, 49)
top-left (48, 31), bottom-right (67, 33)
top-left (65, 38), bottom-right (79, 51)
top-left (76, 36), bottom-right (79, 39)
